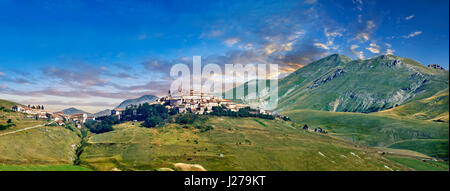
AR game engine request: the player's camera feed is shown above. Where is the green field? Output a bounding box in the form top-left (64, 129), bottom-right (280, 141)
top-left (80, 117), bottom-right (413, 171)
top-left (282, 110), bottom-right (449, 160)
top-left (0, 164), bottom-right (92, 171)
top-left (0, 125), bottom-right (81, 164)
top-left (386, 157), bottom-right (448, 171)
top-left (387, 139), bottom-right (449, 159)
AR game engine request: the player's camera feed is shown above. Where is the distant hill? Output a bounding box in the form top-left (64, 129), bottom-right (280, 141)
top-left (231, 54), bottom-right (449, 114)
top-left (0, 99), bottom-right (22, 109)
top-left (58, 107), bottom-right (91, 115)
top-left (92, 109), bottom-right (111, 117)
top-left (116, 95), bottom-right (158, 109)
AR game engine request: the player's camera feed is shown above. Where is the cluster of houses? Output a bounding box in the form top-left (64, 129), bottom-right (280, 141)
top-left (11, 90), bottom-right (271, 126)
top-left (147, 90), bottom-right (269, 115)
top-left (11, 105), bottom-right (95, 127)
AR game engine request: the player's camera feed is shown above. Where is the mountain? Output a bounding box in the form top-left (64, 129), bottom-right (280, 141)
top-left (380, 88), bottom-right (449, 122)
top-left (92, 109), bottom-right (112, 117)
top-left (58, 107), bottom-right (91, 115)
top-left (232, 54), bottom-right (449, 114)
top-left (116, 95), bottom-right (158, 109)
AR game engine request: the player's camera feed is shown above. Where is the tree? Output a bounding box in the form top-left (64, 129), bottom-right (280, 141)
top-left (142, 117), bottom-right (162, 128)
top-left (41, 105), bottom-right (44, 110)
top-left (7, 119), bottom-right (12, 123)
top-left (45, 113), bottom-right (52, 121)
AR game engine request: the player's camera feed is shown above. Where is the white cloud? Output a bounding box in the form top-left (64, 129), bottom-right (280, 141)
top-left (405, 14), bottom-right (415, 20)
top-left (314, 43), bottom-right (330, 50)
top-left (386, 49), bottom-right (395, 55)
top-left (350, 44), bottom-right (360, 56)
top-left (403, 31), bottom-right (422, 39)
top-left (384, 43), bottom-right (392, 48)
top-left (366, 20), bottom-right (376, 30)
top-left (356, 32), bottom-right (370, 42)
top-left (358, 51), bottom-right (364, 59)
top-left (366, 43), bottom-right (380, 54)
top-left (324, 28), bottom-right (343, 49)
top-left (0, 72), bottom-right (5, 77)
top-left (224, 37), bottom-right (240, 46)
top-left (352, 0), bottom-right (363, 11)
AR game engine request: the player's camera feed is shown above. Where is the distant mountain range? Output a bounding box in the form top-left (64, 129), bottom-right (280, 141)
top-left (57, 95), bottom-right (159, 117)
top-left (92, 109), bottom-right (112, 117)
top-left (115, 95), bottom-right (158, 109)
top-left (58, 107), bottom-right (91, 115)
top-left (232, 54), bottom-right (449, 116)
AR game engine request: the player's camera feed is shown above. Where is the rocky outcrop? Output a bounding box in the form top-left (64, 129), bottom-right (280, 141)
top-left (308, 68), bottom-right (345, 89)
top-left (427, 64), bottom-right (445, 70)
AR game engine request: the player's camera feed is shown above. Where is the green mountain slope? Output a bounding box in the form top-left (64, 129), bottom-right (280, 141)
top-left (282, 110), bottom-right (449, 159)
top-left (230, 54), bottom-right (448, 114)
top-left (276, 54), bottom-right (448, 113)
top-left (80, 117), bottom-right (415, 171)
top-left (380, 88), bottom-right (449, 122)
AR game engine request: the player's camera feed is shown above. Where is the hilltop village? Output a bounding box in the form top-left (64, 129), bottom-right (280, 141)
top-left (10, 90), bottom-right (272, 127)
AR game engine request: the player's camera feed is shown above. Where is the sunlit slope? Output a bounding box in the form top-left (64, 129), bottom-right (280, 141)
top-left (277, 54), bottom-right (448, 113)
top-left (282, 110), bottom-right (449, 159)
top-left (229, 54), bottom-right (448, 113)
top-left (0, 99), bottom-right (22, 108)
top-left (0, 125), bottom-right (81, 164)
top-left (379, 88), bottom-right (449, 122)
top-left (80, 117), bottom-right (410, 171)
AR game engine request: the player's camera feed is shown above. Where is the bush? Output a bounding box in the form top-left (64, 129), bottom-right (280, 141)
top-left (85, 117), bottom-right (116, 134)
top-left (142, 117), bottom-right (163, 128)
top-left (195, 125), bottom-right (214, 133)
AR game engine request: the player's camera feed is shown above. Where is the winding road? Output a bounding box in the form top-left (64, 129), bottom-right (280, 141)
top-left (0, 122), bottom-right (52, 137)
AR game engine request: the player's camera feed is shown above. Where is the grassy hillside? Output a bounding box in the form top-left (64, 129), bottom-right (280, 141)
top-left (1, 105), bottom-right (82, 165)
top-left (276, 54), bottom-right (448, 113)
top-left (228, 54), bottom-right (448, 114)
top-left (282, 110), bottom-right (449, 159)
top-left (380, 88), bottom-right (449, 122)
top-left (0, 164), bottom-right (92, 171)
top-left (80, 117), bottom-right (414, 171)
top-left (385, 156), bottom-right (448, 171)
top-left (0, 99), bottom-right (22, 109)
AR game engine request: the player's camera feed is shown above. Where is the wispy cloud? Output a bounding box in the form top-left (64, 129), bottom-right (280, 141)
top-left (403, 31), bottom-right (422, 39)
top-left (224, 37), bottom-right (240, 47)
top-left (366, 43), bottom-right (380, 54)
top-left (405, 14), bottom-right (415, 20)
top-left (314, 43), bottom-right (330, 50)
top-left (350, 45), bottom-right (364, 59)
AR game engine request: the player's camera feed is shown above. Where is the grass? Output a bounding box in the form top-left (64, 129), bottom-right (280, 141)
top-left (80, 117), bottom-right (412, 171)
top-left (386, 156), bottom-right (448, 171)
top-left (387, 139), bottom-right (449, 159)
top-left (0, 99), bottom-right (22, 109)
top-left (283, 110), bottom-right (448, 158)
top-left (380, 88), bottom-right (449, 122)
top-left (0, 120), bottom-right (81, 164)
top-left (0, 164), bottom-right (92, 171)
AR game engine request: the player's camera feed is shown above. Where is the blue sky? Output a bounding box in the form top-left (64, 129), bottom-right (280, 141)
top-left (0, 0), bottom-right (448, 112)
